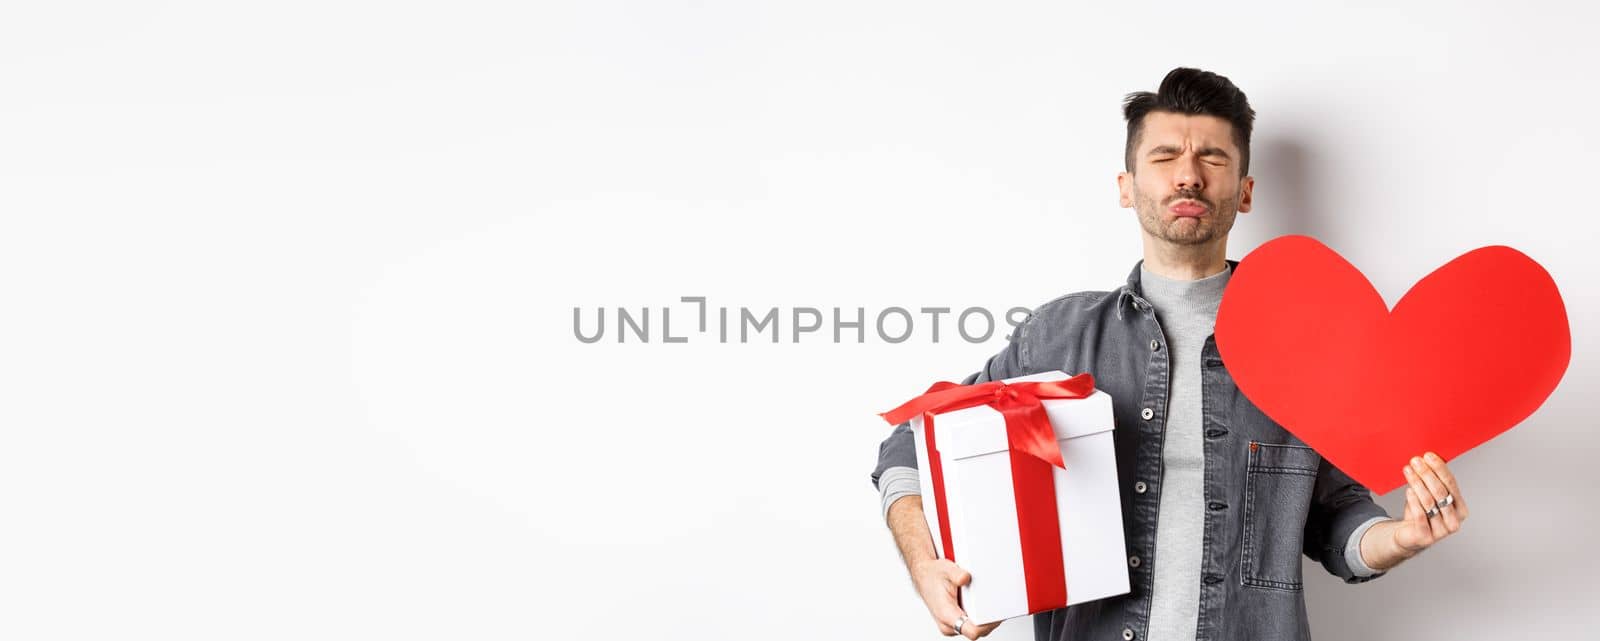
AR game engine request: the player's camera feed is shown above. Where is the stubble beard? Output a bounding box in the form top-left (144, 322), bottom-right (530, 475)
top-left (1135, 186), bottom-right (1240, 247)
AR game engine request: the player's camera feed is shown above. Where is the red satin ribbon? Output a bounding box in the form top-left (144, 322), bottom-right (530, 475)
top-left (880, 373), bottom-right (1096, 614)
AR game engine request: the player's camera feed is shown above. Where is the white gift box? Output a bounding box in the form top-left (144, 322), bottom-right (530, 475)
top-left (911, 370), bottom-right (1130, 624)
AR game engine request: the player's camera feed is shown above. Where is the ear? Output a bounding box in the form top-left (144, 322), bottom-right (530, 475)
top-left (1117, 171), bottom-right (1134, 208)
top-left (1237, 175), bottom-right (1254, 213)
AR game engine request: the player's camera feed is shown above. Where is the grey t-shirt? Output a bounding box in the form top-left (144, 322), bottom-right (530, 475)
top-left (1138, 263), bottom-right (1230, 641)
top-left (1138, 263), bottom-right (1382, 641)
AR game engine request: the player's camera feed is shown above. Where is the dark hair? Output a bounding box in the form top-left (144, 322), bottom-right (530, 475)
top-left (1122, 67), bottom-right (1255, 176)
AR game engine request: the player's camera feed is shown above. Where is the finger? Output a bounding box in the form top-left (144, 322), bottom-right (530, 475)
top-left (935, 567), bottom-right (971, 637)
top-left (1422, 452), bottom-right (1461, 497)
top-left (1409, 456), bottom-right (1449, 506)
top-left (1423, 457), bottom-right (1463, 534)
top-left (960, 617), bottom-right (995, 640)
top-left (1405, 463), bottom-right (1449, 541)
top-left (931, 604), bottom-right (964, 637)
top-left (1410, 456), bottom-right (1459, 535)
top-left (947, 611), bottom-right (977, 640)
top-left (1401, 486), bottom-right (1419, 523)
top-left (1423, 452), bottom-right (1468, 520)
top-left (929, 602), bottom-right (959, 636)
top-left (1401, 466), bottom-right (1440, 544)
top-left (1436, 493), bottom-right (1461, 534)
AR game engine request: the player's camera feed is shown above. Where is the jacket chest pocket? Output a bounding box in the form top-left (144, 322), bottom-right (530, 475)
top-left (1240, 441), bottom-right (1320, 591)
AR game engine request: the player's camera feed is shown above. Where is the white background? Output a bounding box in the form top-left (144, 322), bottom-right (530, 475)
top-left (2, 1), bottom-right (1596, 639)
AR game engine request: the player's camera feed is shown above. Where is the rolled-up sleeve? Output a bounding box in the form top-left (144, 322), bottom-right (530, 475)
top-left (1343, 515), bottom-right (1391, 578)
top-left (1302, 458), bottom-right (1391, 583)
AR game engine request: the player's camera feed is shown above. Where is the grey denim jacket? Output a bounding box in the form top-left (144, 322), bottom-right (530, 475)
top-left (871, 259), bottom-right (1390, 641)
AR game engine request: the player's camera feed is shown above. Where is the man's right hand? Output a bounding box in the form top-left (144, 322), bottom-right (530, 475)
top-left (888, 496), bottom-right (1003, 639)
top-left (909, 557), bottom-right (1003, 639)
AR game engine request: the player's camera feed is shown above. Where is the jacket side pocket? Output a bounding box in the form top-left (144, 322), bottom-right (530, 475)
top-left (1240, 441), bottom-right (1320, 591)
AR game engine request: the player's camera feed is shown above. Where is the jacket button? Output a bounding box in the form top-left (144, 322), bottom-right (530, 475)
top-left (1134, 481), bottom-right (1148, 494)
top-left (1123, 628), bottom-right (1136, 640)
top-left (1208, 501), bottom-right (1227, 511)
top-left (1128, 555), bottom-right (1141, 568)
top-left (1204, 574), bottom-right (1224, 585)
top-left (1141, 408), bottom-right (1154, 420)
top-left (1149, 339), bottom-right (1160, 351)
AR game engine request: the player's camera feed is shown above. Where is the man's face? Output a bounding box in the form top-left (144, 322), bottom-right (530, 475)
top-left (1117, 111), bottom-right (1254, 248)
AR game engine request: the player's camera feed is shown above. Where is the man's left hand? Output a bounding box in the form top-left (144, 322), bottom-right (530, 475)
top-left (1393, 451), bottom-right (1470, 554)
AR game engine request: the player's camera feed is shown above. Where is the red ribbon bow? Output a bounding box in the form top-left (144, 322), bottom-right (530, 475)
top-left (880, 374), bottom-right (1096, 469)
top-left (879, 373), bottom-right (1097, 615)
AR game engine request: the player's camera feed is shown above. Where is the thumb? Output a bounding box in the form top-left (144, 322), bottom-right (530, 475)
top-left (950, 566), bottom-right (973, 588)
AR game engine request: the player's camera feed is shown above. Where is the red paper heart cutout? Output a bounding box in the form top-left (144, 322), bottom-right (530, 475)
top-left (1215, 235), bottom-right (1570, 494)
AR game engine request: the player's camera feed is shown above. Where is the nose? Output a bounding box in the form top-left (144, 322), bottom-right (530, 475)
top-left (1174, 155), bottom-right (1204, 192)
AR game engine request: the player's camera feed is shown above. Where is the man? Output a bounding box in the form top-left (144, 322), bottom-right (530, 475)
top-left (871, 67), bottom-right (1470, 641)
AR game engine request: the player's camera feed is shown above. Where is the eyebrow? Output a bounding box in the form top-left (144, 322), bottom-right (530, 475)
top-left (1147, 145), bottom-right (1233, 160)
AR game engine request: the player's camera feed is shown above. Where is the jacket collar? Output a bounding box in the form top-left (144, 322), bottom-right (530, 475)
top-left (1116, 257), bottom-right (1241, 321)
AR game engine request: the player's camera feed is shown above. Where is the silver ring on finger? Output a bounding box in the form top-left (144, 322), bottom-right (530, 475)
top-left (1424, 505), bottom-right (1439, 519)
top-left (954, 615), bottom-right (968, 636)
top-left (1436, 494), bottom-right (1454, 509)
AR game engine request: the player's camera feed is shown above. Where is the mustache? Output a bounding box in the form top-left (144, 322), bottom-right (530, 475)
top-left (1165, 190), bottom-right (1214, 209)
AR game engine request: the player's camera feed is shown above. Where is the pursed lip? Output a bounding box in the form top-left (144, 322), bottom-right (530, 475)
top-left (1168, 199), bottom-right (1210, 217)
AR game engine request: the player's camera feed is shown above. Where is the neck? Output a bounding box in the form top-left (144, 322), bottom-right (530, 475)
top-left (1140, 235), bottom-right (1229, 281)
